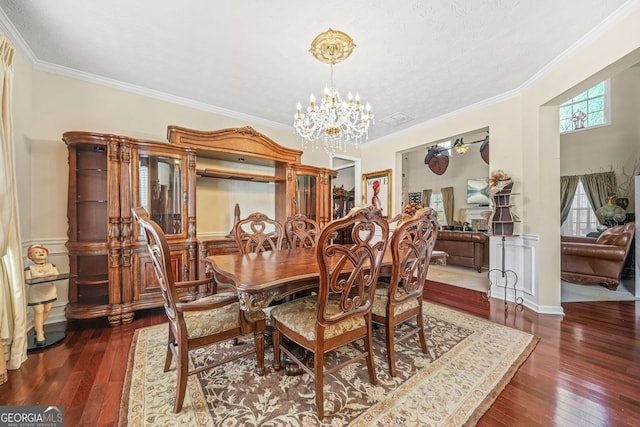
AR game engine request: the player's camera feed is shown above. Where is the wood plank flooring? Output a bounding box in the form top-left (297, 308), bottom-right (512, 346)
top-left (1, 282), bottom-right (638, 426)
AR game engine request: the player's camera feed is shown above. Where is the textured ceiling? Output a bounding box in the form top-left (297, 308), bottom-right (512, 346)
top-left (0, 0), bottom-right (635, 143)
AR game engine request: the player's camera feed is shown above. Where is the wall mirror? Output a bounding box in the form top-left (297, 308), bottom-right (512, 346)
top-left (402, 127), bottom-right (490, 228)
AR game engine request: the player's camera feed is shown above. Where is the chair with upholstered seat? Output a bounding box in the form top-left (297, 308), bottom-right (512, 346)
top-left (284, 214), bottom-right (320, 249)
top-left (371, 207), bottom-right (438, 377)
top-left (234, 212), bottom-right (285, 254)
top-left (270, 205), bottom-right (390, 419)
top-left (132, 207), bottom-right (265, 413)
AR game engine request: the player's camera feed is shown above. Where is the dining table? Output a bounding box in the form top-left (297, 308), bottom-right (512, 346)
top-left (204, 247), bottom-right (448, 322)
top-left (204, 247), bottom-right (391, 320)
top-left (203, 246), bottom-right (446, 374)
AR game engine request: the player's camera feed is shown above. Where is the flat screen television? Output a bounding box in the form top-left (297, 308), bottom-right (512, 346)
top-left (467, 178), bottom-right (490, 205)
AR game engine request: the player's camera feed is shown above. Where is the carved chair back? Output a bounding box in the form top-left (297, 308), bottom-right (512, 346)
top-left (234, 212), bottom-right (285, 254)
top-left (132, 207), bottom-right (181, 322)
top-left (387, 207), bottom-right (439, 304)
top-left (315, 205), bottom-right (389, 326)
top-left (285, 214), bottom-right (320, 249)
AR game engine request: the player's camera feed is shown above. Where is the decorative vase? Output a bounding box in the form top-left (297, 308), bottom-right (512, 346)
top-left (595, 196), bottom-right (625, 226)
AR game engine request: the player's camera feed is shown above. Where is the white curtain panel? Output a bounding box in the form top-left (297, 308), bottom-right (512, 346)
top-left (0, 32), bottom-right (27, 381)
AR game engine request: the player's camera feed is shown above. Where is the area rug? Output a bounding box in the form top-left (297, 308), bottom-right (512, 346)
top-left (118, 302), bottom-right (538, 426)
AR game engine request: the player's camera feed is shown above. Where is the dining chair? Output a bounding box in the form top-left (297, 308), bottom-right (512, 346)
top-left (284, 214), bottom-right (320, 248)
top-left (132, 207), bottom-right (265, 413)
top-left (234, 212), bottom-right (285, 254)
top-left (270, 205), bottom-right (390, 419)
top-left (371, 207), bottom-right (438, 377)
top-left (376, 213), bottom-right (412, 286)
top-left (387, 212), bottom-right (412, 229)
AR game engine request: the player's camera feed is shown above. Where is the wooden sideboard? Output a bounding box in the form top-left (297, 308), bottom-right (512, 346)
top-left (65, 126), bottom-right (335, 325)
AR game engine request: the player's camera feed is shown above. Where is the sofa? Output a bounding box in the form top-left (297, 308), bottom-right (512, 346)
top-left (561, 222), bottom-right (635, 290)
top-left (434, 230), bottom-right (489, 272)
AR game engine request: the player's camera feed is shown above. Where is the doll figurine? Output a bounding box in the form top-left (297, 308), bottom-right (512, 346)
top-left (24, 244), bottom-right (59, 346)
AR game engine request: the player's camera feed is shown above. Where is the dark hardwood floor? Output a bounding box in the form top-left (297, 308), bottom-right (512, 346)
top-left (1, 282), bottom-right (639, 426)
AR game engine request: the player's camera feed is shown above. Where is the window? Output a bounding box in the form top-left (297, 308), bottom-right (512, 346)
top-left (561, 179), bottom-right (599, 236)
top-left (560, 81), bottom-right (609, 133)
top-left (430, 193), bottom-right (447, 226)
top-left (438, 140), bottom-right (451, 151)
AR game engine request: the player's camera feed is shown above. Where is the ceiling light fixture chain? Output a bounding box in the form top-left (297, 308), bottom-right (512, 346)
top-left (293, 28), bottom-right (374, 155)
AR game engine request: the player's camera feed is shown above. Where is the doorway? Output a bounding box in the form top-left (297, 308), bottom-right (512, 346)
top-left (330, 153), bottom-right (361, 218)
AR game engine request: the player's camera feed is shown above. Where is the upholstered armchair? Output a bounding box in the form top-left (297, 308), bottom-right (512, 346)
top-left (561, 222), bottom-right (635, 290)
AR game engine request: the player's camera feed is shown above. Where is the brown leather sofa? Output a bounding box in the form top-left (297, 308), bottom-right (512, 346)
top-left (434, 230), bottom-right (489, 272)
top-left (561, 222), bottom-right (635, 290)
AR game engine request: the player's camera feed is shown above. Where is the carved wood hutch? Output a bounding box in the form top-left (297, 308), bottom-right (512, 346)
top-left (65, 126), bottom-right (335, 325)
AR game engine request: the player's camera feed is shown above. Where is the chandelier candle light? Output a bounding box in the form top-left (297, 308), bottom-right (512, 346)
top-left (294, 29), bottom-right (374, 154)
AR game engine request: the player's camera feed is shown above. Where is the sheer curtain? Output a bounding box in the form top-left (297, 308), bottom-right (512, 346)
top-left (422, 189), bottom-right (432, 207)
top-left (0, 32), bottom-right (27, 384)
top-left (441, 186), bottom-right (455, 226)
top-left (560, 175), bottom-right (579, 225)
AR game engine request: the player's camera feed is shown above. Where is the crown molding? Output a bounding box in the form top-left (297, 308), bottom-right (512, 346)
top-left (366, 88), bottom-right (520, 147)
top-left (0, 8), bottom-right (289, 133)
top-left (34, 59), bottom-right (290, 131)
top-left (0, 6), bottom-right (37, 63)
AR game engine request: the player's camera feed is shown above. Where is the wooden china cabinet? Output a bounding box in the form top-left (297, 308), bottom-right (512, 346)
top-left (166, 126), bottom-right (336, 274)
top-left (64, 132), bottom-right (196, 326)
top-left (65, 126), bottom-right (334, 325)
top-left (283, 163), bottom-right (335, 228)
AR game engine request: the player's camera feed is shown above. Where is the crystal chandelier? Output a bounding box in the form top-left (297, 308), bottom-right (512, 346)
top-left (293, 29), bottom-right (374, 154)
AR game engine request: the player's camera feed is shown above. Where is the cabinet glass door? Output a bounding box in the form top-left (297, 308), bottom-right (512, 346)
top-left (138, 154), bottom-right (183, 235)
top-left (296, 174), bottom-right (317, 220)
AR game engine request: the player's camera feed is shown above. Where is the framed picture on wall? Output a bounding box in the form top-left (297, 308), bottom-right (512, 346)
top-left (362, 169), bottom-right (392, 217)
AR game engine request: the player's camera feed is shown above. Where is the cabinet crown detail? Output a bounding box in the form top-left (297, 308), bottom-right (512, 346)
top-left (167, 125), bottom-right (303, 165)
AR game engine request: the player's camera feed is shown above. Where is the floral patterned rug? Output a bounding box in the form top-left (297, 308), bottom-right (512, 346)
top-left (118, 302), bottom-right (538, 426)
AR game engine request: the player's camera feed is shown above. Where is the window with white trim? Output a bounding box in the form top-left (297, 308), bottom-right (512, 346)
top-left (561, 179), bottom-right (599, 236)
top-left (560, 81), bottom-right (609, 133)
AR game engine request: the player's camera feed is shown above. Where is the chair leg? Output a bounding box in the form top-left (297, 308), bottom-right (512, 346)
top-left (365, 324), bottom-right (378, 386)
top-left (272, 326), bottom-right (281, 371)
top-left (164, 326), bottom-right (174, 372)
top-left (254, 320), bottom-right (265, 375)
top-left (315, 350), bottom-right (325, 420)
top-left (385, 320), bottom-right (397, 377)
top-left (416, 309), bottom-right (428, 354)
top-left (174, 343), bottom-right (190, 413)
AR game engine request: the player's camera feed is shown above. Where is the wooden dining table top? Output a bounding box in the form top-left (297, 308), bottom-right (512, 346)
top-left (205, 247), bottom-right (447, 300)
top-left (205, 247), bottom-right (395, 295)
